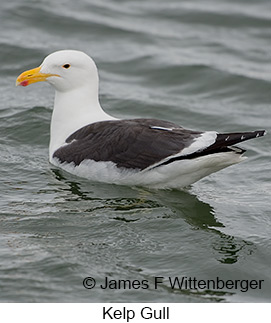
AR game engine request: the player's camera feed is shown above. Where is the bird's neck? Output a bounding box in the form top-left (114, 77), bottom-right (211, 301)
top-left (49, 86), bottom-right (115, 160)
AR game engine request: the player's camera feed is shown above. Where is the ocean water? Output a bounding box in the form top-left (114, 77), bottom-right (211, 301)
top-left (0, 0), bottom-right (271, 303)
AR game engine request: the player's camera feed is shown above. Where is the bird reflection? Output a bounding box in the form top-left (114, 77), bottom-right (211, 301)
top-left (51, 167), bottom-right (255, 267)
top-left (213, 234), bottom-right (254, 265)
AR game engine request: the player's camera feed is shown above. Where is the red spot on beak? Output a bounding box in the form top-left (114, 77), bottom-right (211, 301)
top-left (20, 80), bottom-right (29, 87)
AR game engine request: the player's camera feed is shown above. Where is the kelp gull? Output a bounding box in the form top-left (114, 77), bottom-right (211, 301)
top-left (16, 50), bottom-right (265, 189)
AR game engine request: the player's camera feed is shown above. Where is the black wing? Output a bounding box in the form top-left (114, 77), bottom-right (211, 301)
top-left (53, 118), bottom-right (265, 170)
top-left (156, 130), bottom-right (266, 168)
top-left (53, 118), bottom-right (202, 170)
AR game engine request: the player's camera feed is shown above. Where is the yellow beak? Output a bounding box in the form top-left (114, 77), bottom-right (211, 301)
top-left (16, 66), bottom-right (59, 87)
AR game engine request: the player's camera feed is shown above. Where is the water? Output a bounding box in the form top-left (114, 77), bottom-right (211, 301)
top-left (0, 0), bottom-right (271, 303)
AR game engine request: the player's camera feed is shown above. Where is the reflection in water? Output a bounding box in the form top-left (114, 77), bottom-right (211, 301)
top-left (153, 188), bottom-right (224, 229)
top-left (153, 189), bottom-right (256, 265)
top-left (51, 167), bottom-right (256, 300)
top-left (51, 168), bottom-right (161, 216)
top-left (53, 168), bottom-right (91, 200)
top-left (52, 168), bottom-right (255, 264)
top-left (213, 234), bottom-right (255, 265)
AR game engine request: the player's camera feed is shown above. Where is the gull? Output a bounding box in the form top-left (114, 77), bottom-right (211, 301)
top-left (16, 50), bottom-right (265, 189)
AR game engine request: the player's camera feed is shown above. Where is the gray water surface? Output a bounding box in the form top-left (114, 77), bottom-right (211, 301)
top-left (0, 0), bottom-right (271, 302)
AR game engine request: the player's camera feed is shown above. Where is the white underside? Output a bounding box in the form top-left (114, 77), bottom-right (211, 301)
top-left (51, 151), bottom-right (245, 189)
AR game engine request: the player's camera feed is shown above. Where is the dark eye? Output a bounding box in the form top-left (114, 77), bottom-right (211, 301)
top-left (62, 64), bottom-right (71, 69)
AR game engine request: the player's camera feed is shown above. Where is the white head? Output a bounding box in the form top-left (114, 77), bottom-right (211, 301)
top-left (16, 50), bottom-right (99, 93)
top-left (16, 50), bottom-right (115, 158)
